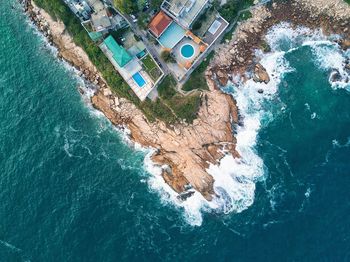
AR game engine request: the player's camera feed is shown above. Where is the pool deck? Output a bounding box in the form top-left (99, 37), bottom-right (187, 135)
top-left (172, 38), bottom-right (201, 69)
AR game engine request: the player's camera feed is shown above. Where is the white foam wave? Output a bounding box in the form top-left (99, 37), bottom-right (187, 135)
top-left (206, 47), bottom-right (293, 216)
top-left (143, 150), bottom-right (208, 226)
top-left (309, 44), bottom-right (350, 90)
top-left (163, 23), bottom-right (349, 225)
top-left (266, 23), bottom-right (350, 90)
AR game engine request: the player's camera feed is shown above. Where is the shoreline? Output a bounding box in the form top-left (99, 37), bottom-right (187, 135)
top-left (23, 0), bottom-right (239, 201)
top-left (209, 0), bottom-right (350, 82)
top-left (22, 0), bottom-right (349, 204)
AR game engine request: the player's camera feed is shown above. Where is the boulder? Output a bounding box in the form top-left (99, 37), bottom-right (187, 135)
top-left (329, 69), bottom-right (342, 82)
top-left (253, 63), bottom-right (270, 84)
top-left (339, 39), bottom-right (350, 50)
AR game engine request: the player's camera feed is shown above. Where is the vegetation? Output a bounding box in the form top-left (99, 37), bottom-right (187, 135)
top-left (218, 1), bottom-right (238, 22)
top-left (182, 51), bottom-right (214, 92)
top-left (150, 0), bottom-right (162, 10)
top-left (238, 10), bottom-right (252, 21)
top-left (137, 13), bottom-right (148, 30)
top-left (33, 0), bottom-right (200, 124)
top-left (345, 0), bottom-right (350, 4)
top-left (141, 55), bottom-right (162, 81)
top-left (217, 0), bottom-right (254, 22)
top-left (221, 24), bottom-right (236, 42)
top-left (260, 40), bottom-right (271, 53)
top-left (158, 76), bottom-right (201, 123)
top-left (161, 50), bottom-right (176, 63)
top-left (157, 75), bottom-right (177, 98)
top-left (113, 0), bottom-right (137, 14)
top-left (191, 6), bottom-right (217, 36)
top-left (110, 27), bottom-right (129, 45)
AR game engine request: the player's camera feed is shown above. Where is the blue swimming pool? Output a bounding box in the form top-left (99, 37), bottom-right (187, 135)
top-left (132, 72), bottom-right (146, 87)
top-left (158, 22), bottom-right (186, 49)
top-left (181, 44), bottom-right (195, 59)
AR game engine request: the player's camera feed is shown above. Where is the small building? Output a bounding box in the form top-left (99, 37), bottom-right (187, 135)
top-left (148, 11), bottom-right (173, 38)
top-left (86, 0), bottom-right (112, 32)
top-left (63, 0), bottom-right (92, 20)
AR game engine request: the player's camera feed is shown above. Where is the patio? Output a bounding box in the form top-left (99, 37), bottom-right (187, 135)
top-left (172, 37), bottom-right (201, 70)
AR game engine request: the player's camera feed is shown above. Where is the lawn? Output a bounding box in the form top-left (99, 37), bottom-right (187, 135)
top-left (141, 54), bottom-right (162, 81)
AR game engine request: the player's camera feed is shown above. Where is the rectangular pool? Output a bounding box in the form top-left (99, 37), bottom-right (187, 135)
top-left (132, 72), bottom-right (146, 87)
top-left (159, 22), bottom-right (186, 49)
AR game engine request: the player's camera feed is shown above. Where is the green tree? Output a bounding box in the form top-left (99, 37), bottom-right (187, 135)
top-left (113, 0), bottom-right (134, 14)
top-left (151, 0), bottom-right (163, 10)
top-left (161, 50), bottom-right (175, 63)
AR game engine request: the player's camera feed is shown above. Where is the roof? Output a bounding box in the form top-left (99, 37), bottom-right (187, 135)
top-left (148, 11), bottom-right (173, 37)
top-left (91, 10), bottom-right (111, 31)
top-left (103, 36), bottom-right (132, 67)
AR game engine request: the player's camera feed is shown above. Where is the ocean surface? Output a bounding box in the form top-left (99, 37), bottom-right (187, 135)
top-left (1, 1), bottom-right (350, 261)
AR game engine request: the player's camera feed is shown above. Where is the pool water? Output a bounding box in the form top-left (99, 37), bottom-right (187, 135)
top-left (132, 72), bottom-right (146, 87)
top-left (181, 44), bottom-right (194, 59)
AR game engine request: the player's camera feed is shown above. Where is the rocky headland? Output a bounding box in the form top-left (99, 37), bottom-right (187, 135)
top-left (24, 0), bottom-right (239, 201)
top-left (23, 0), bottom-right (350, 201)
top-left (209, 0), bottom-right (350, 84)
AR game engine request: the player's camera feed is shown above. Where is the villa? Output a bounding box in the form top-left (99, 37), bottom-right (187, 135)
top-left (99, 35), bottom-right (164, 101)
top-left (148, 4), bottom-right (228, 81)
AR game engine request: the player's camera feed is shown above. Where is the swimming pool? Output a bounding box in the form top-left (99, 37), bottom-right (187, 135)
top-left (180, 44), bottom-right (195, 59)
top-left (132, 72), bottom-right (146, 87)
top-left (158, 22), bottom-right (186, 49)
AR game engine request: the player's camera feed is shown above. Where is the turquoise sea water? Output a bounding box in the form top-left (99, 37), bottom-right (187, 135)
top-left (1, 1), bottom-right (350, 261)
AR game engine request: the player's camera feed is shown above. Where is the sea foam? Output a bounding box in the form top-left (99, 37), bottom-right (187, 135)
top-left (144, 22), bottom-right (350, 226)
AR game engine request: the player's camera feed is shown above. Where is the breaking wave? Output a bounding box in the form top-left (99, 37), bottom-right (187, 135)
top-left (208, 43), bottom-right (293, 217)
top-left (144, 22), bottom-right (350, 226)
top-left (264, 22), bottom-right (350, 90)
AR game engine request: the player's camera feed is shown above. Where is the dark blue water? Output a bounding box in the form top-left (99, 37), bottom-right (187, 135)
top-left (1, 2), bottom-right (350, 261)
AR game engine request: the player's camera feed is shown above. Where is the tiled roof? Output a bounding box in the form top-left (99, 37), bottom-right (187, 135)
top-left (103, 36), bottom-right (132, 67)
top-left (148, 11), bottom-right (172, 38)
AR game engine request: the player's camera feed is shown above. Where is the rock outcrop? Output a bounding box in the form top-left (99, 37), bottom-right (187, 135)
top-left (253, 63), bottom-right (270, 84)
top-left (210, 0), bottom-right (350, 80)
top-left (91, 83), bottom-right (239, 200)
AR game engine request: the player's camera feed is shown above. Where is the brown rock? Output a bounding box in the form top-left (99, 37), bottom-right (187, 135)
top-left (253, 63), bottom-right (270, 84)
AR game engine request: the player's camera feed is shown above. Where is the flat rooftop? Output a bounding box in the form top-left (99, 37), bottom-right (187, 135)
top-left (162, 0), bottom-right (208, 28)
top-left (202, 16), bottom-right (229, 45)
